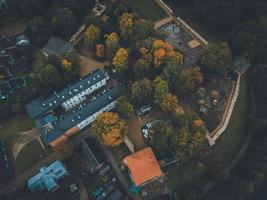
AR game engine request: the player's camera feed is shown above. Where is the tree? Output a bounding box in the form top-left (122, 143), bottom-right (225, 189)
top-left (130, 78), bottom-right (153, 105)
top-left (112, 48), bottom-right (128, 79)
top-left (105, 32), bottom-right (119, 58)
top-left (19, 0), bottom-right (45, 17)
top-left (90, 112), bottom-right (128, 147)
top-left (199, 42), bottom-right (231, 78)
top-left (153, 77), bottom-right (169, 103)
top-left (35, 64), bottom-right (61, 96)
top-left (170, 126), bottom-right (206, 162)
top-left (119, 13), bottom-right (135, 40)
top-left (179, 67), bottom-right (204, 92)
top-left (53, 141), bottom-right (74, 160)
top-left (147, 120), bottom-right (173, 158)
top-left (51, 7), bottom-right (77, 39)
top-left (84, 25), bottom-right (101, 48)
top-left (25, 17), bottom-right (51, 46)
top-left (133, 58), bottom-right (150, 79)
top-left (160, 93), bottom-right (178, 112)
top-left (116, 96), bottom-right (134, 118)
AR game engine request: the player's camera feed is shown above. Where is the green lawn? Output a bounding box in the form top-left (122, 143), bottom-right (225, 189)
top-left (16, 140), bottom-right (47, 173)
top-left (205, 74), bottom-right (249, 168)
top-left (123, 0), bottom-right (167, 21)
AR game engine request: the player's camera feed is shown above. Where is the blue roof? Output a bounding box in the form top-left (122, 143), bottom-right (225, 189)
top-left (27, 160), bottom-right (68, 192)
top-left (26, 69), bottom-right (108, 119)
top-left (39, 87), bottom-right (119, 145)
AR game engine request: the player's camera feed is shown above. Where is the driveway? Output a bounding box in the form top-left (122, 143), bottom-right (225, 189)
top-left (126, 109), bottom-right (166, 151)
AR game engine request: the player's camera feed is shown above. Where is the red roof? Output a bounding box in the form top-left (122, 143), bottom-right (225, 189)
top-left (123, 147), bottom-right (163, 186)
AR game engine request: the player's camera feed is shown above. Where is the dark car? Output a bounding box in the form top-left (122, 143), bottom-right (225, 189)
top-left (135, 105), bottom-right (152, 116)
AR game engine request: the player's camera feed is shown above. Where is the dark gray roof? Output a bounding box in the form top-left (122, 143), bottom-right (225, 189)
top-left (39, 87), bottom-right (119, 145)
top-left (232, 56), bottom-right (251, 74)
top-left (41, 37), bottom-right (73, 56)
top-left (26, 69), bottom-right (108, 119)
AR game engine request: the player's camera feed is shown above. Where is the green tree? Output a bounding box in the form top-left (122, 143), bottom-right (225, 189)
top-left (147, 120), bottom-right (173, 158)
top-left (51, 7), bottom-right (77, 39)
top-left (179, 67), bottom-right (204, 92)
top-left (35, 64), bottom-right (61, 96)
top-left (116, 96), bottom-right (134, 118)
top-left (25, 17), bottom-right (51, 46)
top-left (153, 77), bottom-right (169, 103)
top-left (130, 78), bottom-right (153, 105)
top-left (199, 42), bottom-right (231, 78)
top-left (133, 58), bottom-right (150, 79)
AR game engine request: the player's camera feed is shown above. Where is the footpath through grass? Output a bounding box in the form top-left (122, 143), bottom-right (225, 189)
top-left (16, 140), bottom-right (47, 173)
top-left (124, 0), bottom-right (167, 21)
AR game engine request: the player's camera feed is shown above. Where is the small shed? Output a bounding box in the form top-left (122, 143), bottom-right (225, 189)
top-left (41, 37), bottom-right (73, 57)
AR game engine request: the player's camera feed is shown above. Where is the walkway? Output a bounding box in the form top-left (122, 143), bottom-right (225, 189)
top-left (206, 75), bottom-right (241, 145)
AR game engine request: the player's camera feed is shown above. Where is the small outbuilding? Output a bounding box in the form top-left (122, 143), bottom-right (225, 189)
top-left (122, 147), bottom-right (163, 187)
top-left (41, 37), bottom-right (73, 57)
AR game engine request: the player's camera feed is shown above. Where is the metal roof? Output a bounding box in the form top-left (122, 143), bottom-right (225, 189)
top-left (26, 69), bottom-right (108, 119)
top-left (41, 37), bottom-right (73, 56)
top-left (38, 87), bottom-right (119, 145)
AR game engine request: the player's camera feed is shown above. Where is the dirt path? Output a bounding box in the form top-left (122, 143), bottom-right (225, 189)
top-left (12, 129), bottom-right (45, 160)
top-left (79, 54), bottom-right (109, 77)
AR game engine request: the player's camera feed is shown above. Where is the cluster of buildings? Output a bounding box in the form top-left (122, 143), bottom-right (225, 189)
top-left (0, 34), bottom-right (32, 100)
top-left (26, 69), bottom-right (119, 148)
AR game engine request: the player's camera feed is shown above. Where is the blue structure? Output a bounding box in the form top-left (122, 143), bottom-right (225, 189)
top-left (0, 140), bottom-right (12, 177)
top-left (27, 160), bottom-right (69, 192)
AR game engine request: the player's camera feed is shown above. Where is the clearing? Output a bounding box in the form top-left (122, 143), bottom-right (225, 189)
top-left (123, 0), bottom-right (167, 21)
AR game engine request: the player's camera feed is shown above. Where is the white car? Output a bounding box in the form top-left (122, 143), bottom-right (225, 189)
top-left (141, 120), bottom-right (160, 138)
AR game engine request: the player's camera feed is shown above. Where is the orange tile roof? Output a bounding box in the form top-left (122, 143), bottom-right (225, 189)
top-left (123, 147), bottom-right (163, 186)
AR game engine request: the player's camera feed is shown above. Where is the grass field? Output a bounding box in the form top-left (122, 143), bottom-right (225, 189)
top-left (124, 0), bottom-right (166, 21)
top-left (16, 140), bottom-right (47, 173)
top-left (205, 74), bottom-right (249, 168)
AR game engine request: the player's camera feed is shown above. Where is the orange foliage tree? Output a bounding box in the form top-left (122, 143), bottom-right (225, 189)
top-left (90, 112), bottom-right (128, 147)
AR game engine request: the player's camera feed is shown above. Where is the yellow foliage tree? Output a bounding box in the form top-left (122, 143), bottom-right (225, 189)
top-left (84, 25), bottom-right (101, 48)
top-left (119, 13), bottom-right (134, 40)
top-left (112, 48), bottom-right (128, 78)
top-left (61, 59), bottom-right (73, 71)
top-left (105, 32), bottom-right (119, 57)
top-left (160, 93), bottom-right (178, 112)
top-left (90, 112), bottom-right (128, 147)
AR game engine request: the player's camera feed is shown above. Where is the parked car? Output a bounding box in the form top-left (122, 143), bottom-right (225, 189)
top-left (104, 64), bottom-right (116, 77)
top-left (141, 120), bottom-right (161, 138)
top-left (135, 105), bottom-right (152, 116)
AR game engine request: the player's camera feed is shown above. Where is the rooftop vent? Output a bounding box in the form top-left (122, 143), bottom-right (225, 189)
top-left (69, 91), bottom-right (72, 95)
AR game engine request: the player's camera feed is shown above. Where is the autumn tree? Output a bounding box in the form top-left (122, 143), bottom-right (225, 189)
top-left (105, 32), bottom-right (119, 58)
top-left (84, 25), bottom-right (101, 48)
top-left (160, 93), bottom-right (178, 112)
top-left (116, 96), bottom-right (134, 118)
top-left (199, 42), bottom-right (232, 78)
top-left (112, 48), bottom-right (128, 79)
top-left (90, 112), bottom-right (128, 147)
top-left (179, 67), bottom-right (204, 92)
top-left (153, 77), bottom-right (169, 103)
top-left (54, 141), bottom-right (74, 160)
top-left (130, 78), bottom-right (153, 105)
top-left (119, 13), bottom-right (134, 40)
top-left (147, 120), bottom-right (174, 158)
